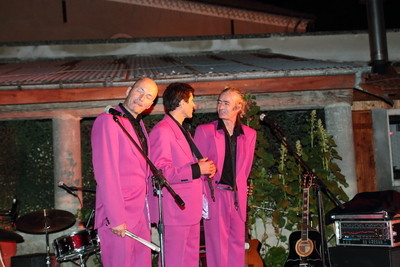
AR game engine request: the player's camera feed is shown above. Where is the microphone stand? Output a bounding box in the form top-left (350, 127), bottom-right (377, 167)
top-left (112, 115), bottom-right (185, 267)
top-left (68, 186), bottom-right (96, 193)
top-left (260, 115), bottom-right (344, 267)
top-left (58, 183), bottom-right (96, 229)
top-left (153, 172), bottom-right (166, 267)
top-left (68, 185), bottom-right (95, 230)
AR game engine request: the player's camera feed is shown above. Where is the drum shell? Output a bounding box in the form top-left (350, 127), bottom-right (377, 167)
top-left (53, 229), bottom-right (99, 262)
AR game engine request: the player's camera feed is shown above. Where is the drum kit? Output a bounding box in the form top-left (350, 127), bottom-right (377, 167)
top-left (15, 208), bottom-right (100, 267)
top-left (4, 183), bottom-right (160, 267)
top-left (9, 184), bottom-right (101, 267)
top-left (0, 229), bottom-right (24, 244)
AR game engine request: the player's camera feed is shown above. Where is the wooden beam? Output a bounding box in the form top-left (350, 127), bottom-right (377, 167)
top-left (0, 89), bottom-right (353, 120)
top-left (352, 110), bottom-right (378, 192)
top-left (0, 75), bottom-right (356, 105)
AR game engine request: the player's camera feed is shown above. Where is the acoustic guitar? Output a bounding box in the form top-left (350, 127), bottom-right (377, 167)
top-left (284, 172), bottom-right (323, 267)
top-left (245, 182), bottom-right (264, 267)
top-left (245, 237), bottom-right (264, 267)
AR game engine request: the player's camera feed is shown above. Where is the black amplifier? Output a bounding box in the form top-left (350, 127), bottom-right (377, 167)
top-left (334, 219), bottom-right (400, 247)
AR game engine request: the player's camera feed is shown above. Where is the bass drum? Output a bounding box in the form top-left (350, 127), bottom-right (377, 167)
top-left (53, 229), bottom-right (100, 262)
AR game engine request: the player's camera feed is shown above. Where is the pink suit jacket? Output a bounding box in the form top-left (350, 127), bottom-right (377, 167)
top-left (148, 115), bottom-right (203, 225)
top-left (194, 120), bottom-right (256, 221)
top-left (91, 107), bottom-right (151, 231)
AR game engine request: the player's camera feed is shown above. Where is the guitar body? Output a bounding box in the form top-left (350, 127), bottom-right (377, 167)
top-left (245, 238), bottom-right (264, 267)
top-left (245, 182), bottom-right (264, 267)
top-left (284, 230), bottom-right (323, 267)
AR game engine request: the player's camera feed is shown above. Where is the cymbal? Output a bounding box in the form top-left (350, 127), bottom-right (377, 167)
top-left (16, 209), bottom-right (75, 234)
top-left (0, 229), bottom-right (24, 243)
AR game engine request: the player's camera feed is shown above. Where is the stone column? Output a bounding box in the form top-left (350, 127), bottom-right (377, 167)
top-left (324, 103), bottom-right (358, 199)
top-left (16, 116), bottom-right (84, 267)
top-left (53, 114), bottom-right (82, 216)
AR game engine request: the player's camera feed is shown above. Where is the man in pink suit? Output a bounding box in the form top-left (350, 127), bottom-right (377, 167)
top-left (149, 82), bottom-right (216, 267)
top-left (194, 87), bottom-right (256, 267)
top-left (91, 78), bottom-right (158, 267)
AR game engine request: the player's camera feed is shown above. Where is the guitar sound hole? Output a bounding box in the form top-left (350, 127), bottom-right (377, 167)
top-left (295, 239), bottom-right (314, 257)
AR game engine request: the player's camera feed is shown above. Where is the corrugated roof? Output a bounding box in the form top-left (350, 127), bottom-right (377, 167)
top-left (0, 50), bottom-right (366, 90)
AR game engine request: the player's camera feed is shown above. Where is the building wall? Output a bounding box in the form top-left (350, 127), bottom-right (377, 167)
top-left (0, 0), bottom-right (301, 43)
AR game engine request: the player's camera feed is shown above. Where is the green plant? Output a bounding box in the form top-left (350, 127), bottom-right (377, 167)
top-left (242, 94), bottom-right (349, 267)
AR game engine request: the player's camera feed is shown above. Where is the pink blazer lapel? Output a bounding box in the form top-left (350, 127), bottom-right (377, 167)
top-left (165, 115), bottom-right (194, 161)
top-left (214, 127), bottom-right (226, 180)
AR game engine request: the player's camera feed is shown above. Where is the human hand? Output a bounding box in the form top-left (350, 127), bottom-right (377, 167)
top-left (198, 158), bottom-right (217, 178)
top-left (111, 223), bottom-right (126, 237)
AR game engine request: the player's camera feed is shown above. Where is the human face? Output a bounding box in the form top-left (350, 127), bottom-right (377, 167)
top-left (181, 93), bottom-right (195, 119)
top-left (123, 79), bottom-right (158, 117)
top-left (217, 91), bottom-right (241, 123)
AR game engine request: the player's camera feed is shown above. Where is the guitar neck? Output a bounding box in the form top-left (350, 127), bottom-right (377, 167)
top-left (300, 187), bottom-right (310, 241)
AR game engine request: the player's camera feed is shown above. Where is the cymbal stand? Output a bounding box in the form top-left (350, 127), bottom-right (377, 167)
top-left (76, 254), bottom-right (88, 267)
top-left (66, 244), bottom-right (101, 267)
top-left (78, 254), bottom-right (86, 267)
top-left (66, 254), bottom-right (89, 267)
top-left (43, 210), bottom-right (51, 267)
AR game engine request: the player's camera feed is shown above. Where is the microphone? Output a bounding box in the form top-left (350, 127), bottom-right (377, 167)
top-left (58, 182), bottom-right (77, 197)
top-left (105, 105), bottom-right (127, 118)
top-left (259, 113), bottom-right (271, 124)
top-left (259, 113), bottom-right (278, 127)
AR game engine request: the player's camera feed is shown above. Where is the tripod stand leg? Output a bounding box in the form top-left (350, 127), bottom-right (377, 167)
top-left (78, 254), bottom-right (87, 267)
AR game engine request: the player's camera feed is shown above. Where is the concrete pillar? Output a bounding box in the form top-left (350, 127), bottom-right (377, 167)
top-left (53, 114), bottom-right (82, 217)
top-left (324, 103), bottom-right (358, 199)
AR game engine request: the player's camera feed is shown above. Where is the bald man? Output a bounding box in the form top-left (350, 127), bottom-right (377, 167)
top-left (92, 78), bottom-right (158, 267)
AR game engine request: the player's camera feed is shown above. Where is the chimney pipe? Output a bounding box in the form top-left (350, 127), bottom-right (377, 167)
top-left (365, 0), bottom-right (390, 74)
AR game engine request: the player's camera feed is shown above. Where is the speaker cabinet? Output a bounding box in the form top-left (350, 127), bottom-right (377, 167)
top-left (330, 246), bottom-right (400, 267)
top-left (11, 253), bottom-right (58, 267)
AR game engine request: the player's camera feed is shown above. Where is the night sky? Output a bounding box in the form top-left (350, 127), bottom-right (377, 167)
top-left (197, 0), bottom-right (400, 32)
top-left (260, 0), bottom-right (400, 32)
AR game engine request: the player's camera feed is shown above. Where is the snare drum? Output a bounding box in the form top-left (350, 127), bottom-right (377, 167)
top-left (53, 229), bottom-right (100, 262)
